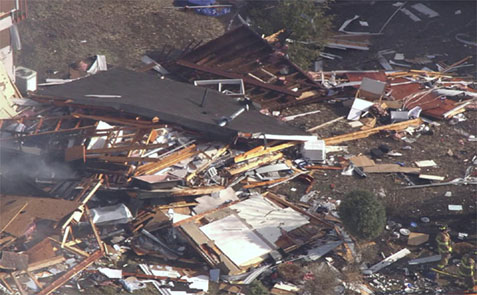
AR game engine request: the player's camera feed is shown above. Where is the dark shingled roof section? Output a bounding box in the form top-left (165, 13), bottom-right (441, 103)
top-left (35, 68), bottom-right (305, 139)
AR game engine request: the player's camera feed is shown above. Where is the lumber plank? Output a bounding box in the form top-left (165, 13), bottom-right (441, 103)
top-left (135, 144), bottom-right (197, 175)
top-left (323, 118), bottom-right (422, 145)
top-left (228, 152), bottom-right (283, 175)
top-left (234, 142), bottom-right (296, 163)
top-left (362, 164), bottom-right (420, 174)
top-left (36, 250), bottom-right (103, 295)
top-left (171, 185), bottom-right (225, 196)
top-left (27, 256), bottom-right (65, 272)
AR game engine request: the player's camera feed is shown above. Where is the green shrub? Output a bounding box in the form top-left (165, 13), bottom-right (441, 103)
top-left (338, 190), bottom-right (386, 240)
top-left (248, 280), bottom-right (269, 295)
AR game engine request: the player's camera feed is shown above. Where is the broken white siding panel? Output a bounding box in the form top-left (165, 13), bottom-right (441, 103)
top-left (0, 16), bottom-right (13, 32)
top-left (415, 160), bottom-right (437, 168)
top-left (98, 268), bottom-right (123, 279)
top-left (337, 15), bottom-right (376, 36)
top-left (199, 214), bottom-right (274, 267)
top-left (230, 195), bottom-right (310, 246)
top-left (419, 174), bottom-right (445, 181)
top-left (338, 15), bottom-right (360, 33)
top-left (442, 101), bottom-right (472, 119)
top-left (87, 121), bottom-right (123, 150)
top-left (194, 79), bottom-right (245, 96)
top-left (325, 41), bottom-right (370, 51)
top-left (435, 89), bottom-right (477, 98)
top-left (86, 55), bottom-right (108, 75)
top-left (347, 98), bottom-right (374, 121)
top-left (400, 8), bottom-right (422, 22)
top-left (255, 163), bottom-right (291, 174)
top-left (366, 248), bottom-right (411, 274)
top-left (141, 55), bottom-right (169, 75)
top-left (411, 3), bottom-right (439, 18)
top-left (408, 255), bottom-right (441, 265)
top-left (194, 187), bottom-right (239, 214)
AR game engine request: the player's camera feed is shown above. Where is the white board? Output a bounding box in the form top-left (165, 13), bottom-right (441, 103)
top-left (200, 215), bottom-right (273, 266)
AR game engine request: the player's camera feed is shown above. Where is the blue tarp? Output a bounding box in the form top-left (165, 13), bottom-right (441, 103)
top-left (188, 0), bottom-right (215, 5)
top-left (187, 0), bottom-right (231, 16)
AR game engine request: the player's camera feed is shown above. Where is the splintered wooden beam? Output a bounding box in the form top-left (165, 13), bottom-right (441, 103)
top-left (227, 152), bottom-right (283, 175)
top-left (26, 256), bottom-right (65, 272)
top-left (234, 142), bottom-right (295, 163)
top-left (243, 176), bottom-right (291, 189)
top-left (10, 273), bottom-right (26, 295)
top-left (49, 238), bottom-right (89, 258)
top-left (26, 271), bottom-right (43, 289)
top-left (323, 118), bottom-right (422, 145)
top-left (171, 185), bottom-right (225, 196)
top-left (135, 144), bottom-right (197, 175)
top-left (186, 145), bottom-right (229, 183)
top-left (84, 206), bottom-right (104, 253)
top-left (307, 116), bottom-right (345, 132)
top-left (65, 143), bottom-right (168, 162)
top-left (36, 250), bottom-right (103, 295)
top-left (362, 164), bottom-right (420, 174)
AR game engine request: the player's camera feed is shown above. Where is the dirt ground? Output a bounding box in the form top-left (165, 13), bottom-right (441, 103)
top-left (325, 1), bottom-right (477, 73)
top-left (16, 0), bottom-right (230, 81)
top-left (278, 100), bottom-right (477, 234)
top-left (14, 0), bottom-right (477, 294)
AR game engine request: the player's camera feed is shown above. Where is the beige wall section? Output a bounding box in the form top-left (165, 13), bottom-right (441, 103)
top-left (0, 15), bottom-right (14, 80)
top-left (0, 55), bottom-right (19, 119)
top-left (0, 0), bottom-right (15, 14)
top-left (0, 45), bottom-right (14, 81)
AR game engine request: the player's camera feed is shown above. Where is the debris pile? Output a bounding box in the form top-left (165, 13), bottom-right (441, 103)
top-left (0, 20), bottom-right (475, 295)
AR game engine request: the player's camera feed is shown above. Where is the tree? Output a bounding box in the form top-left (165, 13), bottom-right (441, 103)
top-left (338, 190), bottom-right (386, 240)
top-left (247, 0), bottom-right (334, 68)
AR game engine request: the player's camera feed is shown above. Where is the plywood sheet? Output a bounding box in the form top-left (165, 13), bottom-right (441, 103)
top-left (362, 164), bottom-right (420, 174)
top-left (350, 155), bottom-right (375, 167)
top-left (0, 199), bottom-right (28, 234)
top-left (0, 196), bottom-right (80, 237)
top-left (25, 239), bottom-right (56, 264)
top-left (0, 251), bottom-right (28, 270)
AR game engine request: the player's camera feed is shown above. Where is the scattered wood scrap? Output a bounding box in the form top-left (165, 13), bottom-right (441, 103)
top-left (324, 118), bottom-right (422, 145)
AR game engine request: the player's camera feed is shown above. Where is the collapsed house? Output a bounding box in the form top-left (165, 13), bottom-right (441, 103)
top-left (0, 19), bottom-right (475, 294)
